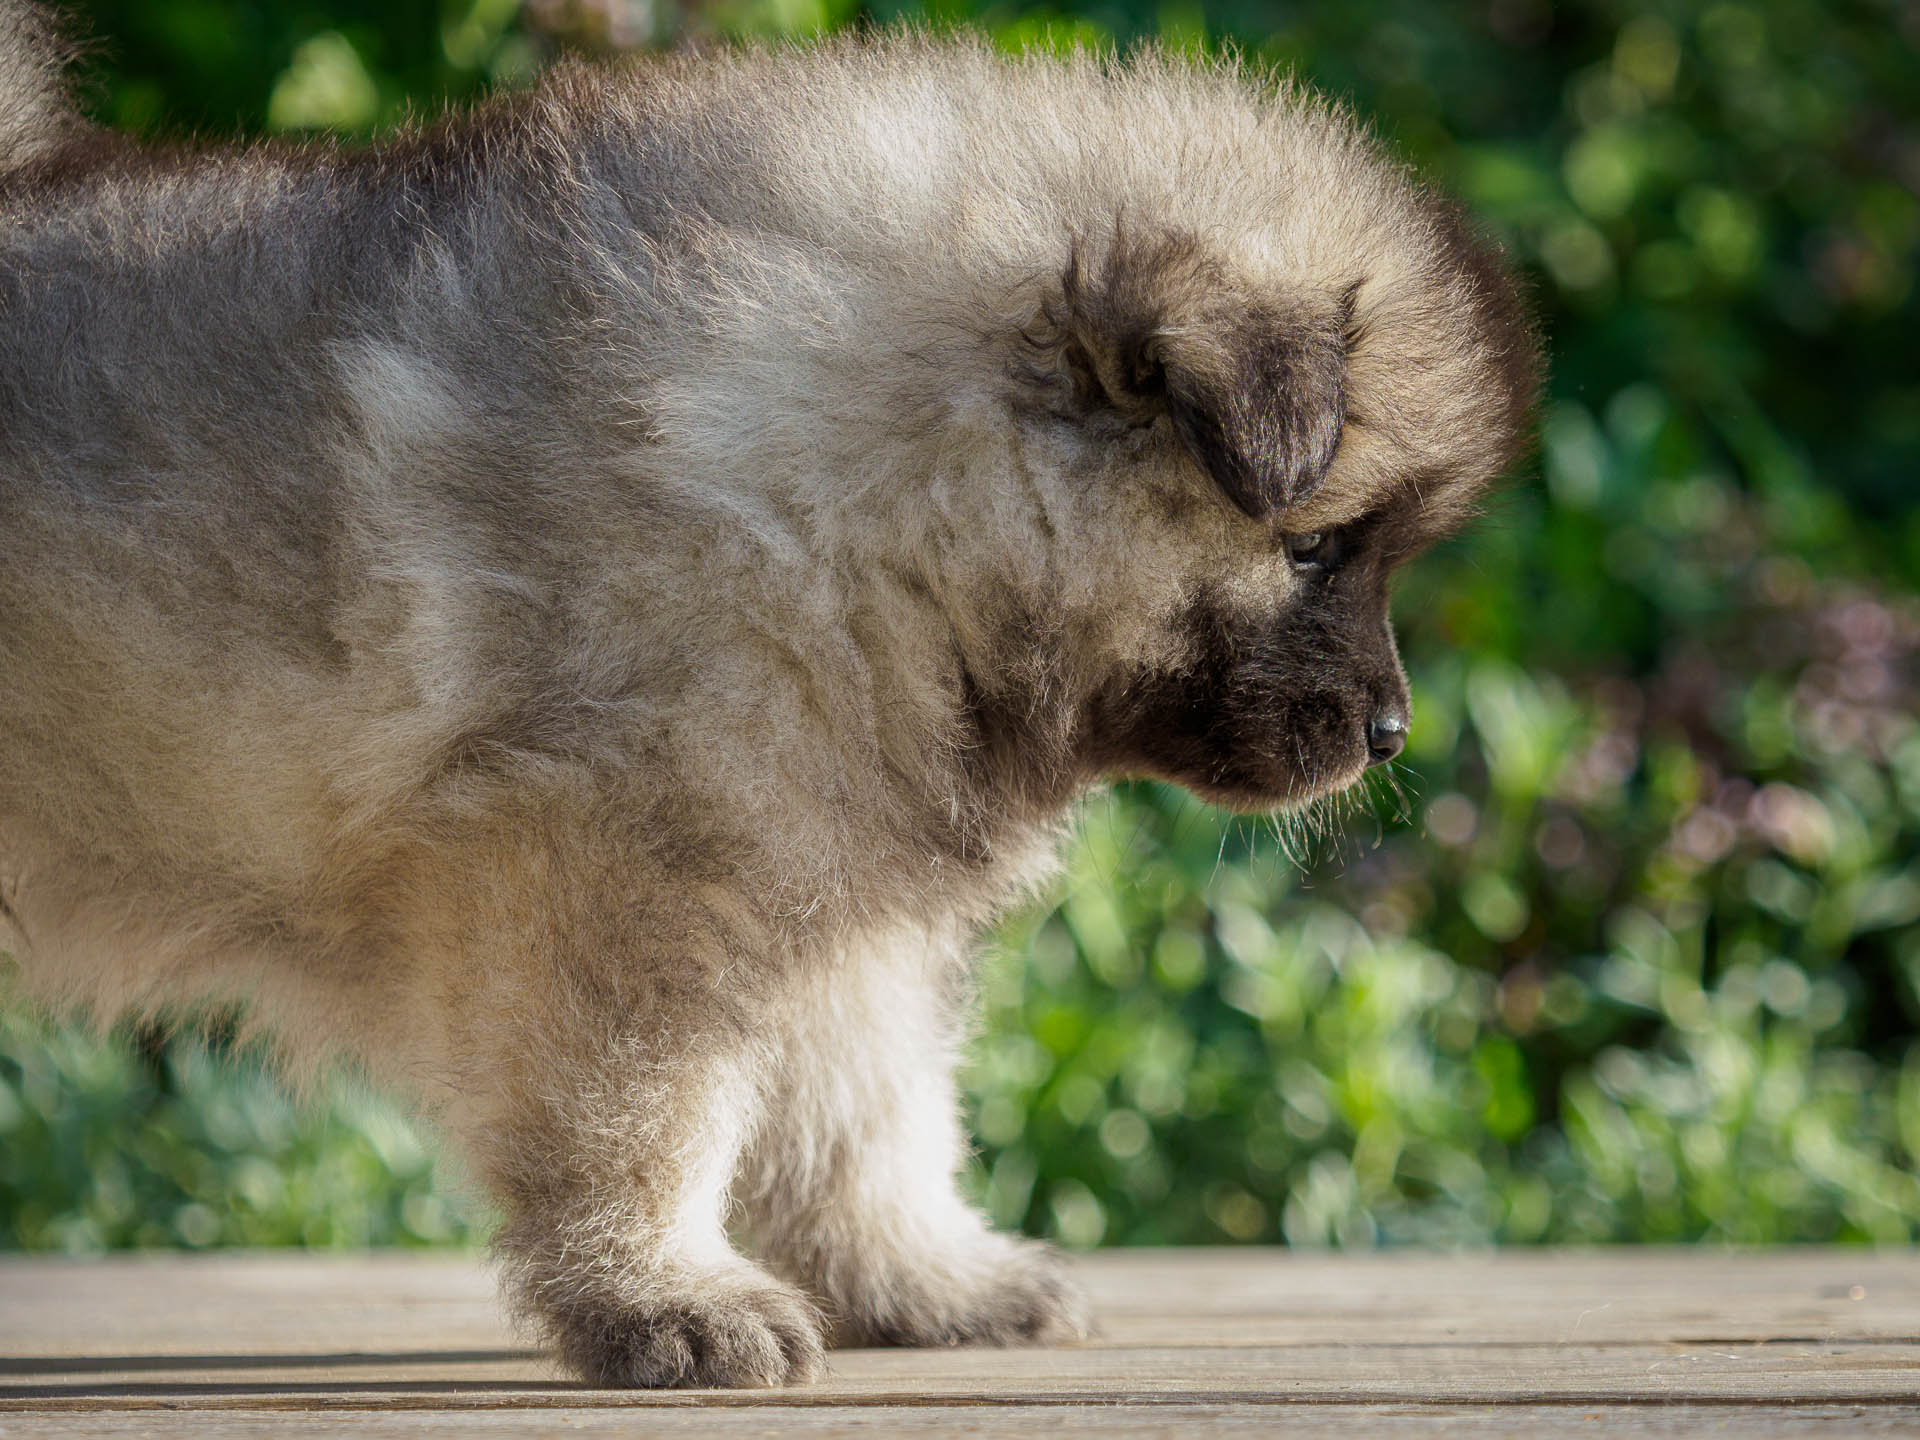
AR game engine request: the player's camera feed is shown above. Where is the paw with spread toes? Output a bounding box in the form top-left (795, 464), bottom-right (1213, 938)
top-left (546, 1270), bottom-right (828, 1389)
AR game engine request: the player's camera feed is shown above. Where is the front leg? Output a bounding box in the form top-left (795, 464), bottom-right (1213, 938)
top-left (738, 935), bottom-right (1090, 1348)
top-left (422, 849), bottom-right (826, 1389)
top-left (484, 1033), bottom-right (825, 1388)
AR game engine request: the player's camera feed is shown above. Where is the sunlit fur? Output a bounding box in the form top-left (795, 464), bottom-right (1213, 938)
top-left (0, 3), bottom-right (1536, 1387)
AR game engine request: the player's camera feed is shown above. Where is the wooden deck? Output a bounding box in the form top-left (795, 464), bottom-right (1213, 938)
top-left (4, 1249), bottom-right (1920, 1434)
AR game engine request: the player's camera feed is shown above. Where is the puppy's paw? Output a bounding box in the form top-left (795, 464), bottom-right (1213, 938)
top-left (856, 1237), bottom-right (1092, 1348)
top-left (551, 1271), bottom-right (827, 1388)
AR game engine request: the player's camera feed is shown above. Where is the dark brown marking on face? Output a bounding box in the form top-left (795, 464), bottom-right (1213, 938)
top-left (1078, 517), bottom-right (1413, 812)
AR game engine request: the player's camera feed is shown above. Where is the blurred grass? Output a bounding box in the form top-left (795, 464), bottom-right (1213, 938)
top-left (1, 0), bottom-right (1916, 1252)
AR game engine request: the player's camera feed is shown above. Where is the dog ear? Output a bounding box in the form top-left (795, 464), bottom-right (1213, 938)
top-left (1049, 232), bottom-right (1349, 520)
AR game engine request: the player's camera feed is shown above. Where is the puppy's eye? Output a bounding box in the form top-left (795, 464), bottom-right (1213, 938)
top-left (1285, 532), bottom-right (1328, 566)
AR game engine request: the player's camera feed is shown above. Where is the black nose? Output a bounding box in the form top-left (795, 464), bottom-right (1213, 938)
top-left (1367, 712), bottom-right (1407, 766)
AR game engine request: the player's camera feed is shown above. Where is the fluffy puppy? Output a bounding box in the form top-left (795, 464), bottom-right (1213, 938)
top-left (0, 4), bottom-right (1537, 1388)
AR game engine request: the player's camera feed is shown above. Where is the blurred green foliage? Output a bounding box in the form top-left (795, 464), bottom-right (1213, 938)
top-left (2, 0), bottom-right (1916, 1252)
top-left (0, 1013), bottom-right (487, 1249)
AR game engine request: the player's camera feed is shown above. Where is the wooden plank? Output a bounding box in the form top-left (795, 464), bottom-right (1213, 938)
top-left (8, 1248), bottom-right (1916, 1349)
top-left (1079, 1248), bottom-right (1920, 1344)
top-left (12, 1248), bottom-right (1918, 1345)
top-left (13, 1406), bottom-right (1920, 1438)
top-left (2, 1250), bottom-right (1918, 1428)
top-left (20, 1343), bottom-right (1920, 1410)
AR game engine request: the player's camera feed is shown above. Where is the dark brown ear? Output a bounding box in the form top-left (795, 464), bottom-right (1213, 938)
top-left (1050, 231), bottom-right (1349, 519)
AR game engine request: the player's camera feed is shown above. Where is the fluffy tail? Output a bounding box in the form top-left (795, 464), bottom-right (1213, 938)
top-left (0, 0), bottom-right (85, 176)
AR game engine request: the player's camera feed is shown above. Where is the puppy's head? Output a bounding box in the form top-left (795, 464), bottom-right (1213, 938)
top-left (996, 200), bottom-right (1537, 813)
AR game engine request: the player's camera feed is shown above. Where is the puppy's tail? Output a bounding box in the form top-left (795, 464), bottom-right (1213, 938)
top-left (0, 0), bottom-right (87, 177)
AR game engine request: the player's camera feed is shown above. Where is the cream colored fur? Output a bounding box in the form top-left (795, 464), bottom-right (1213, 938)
top-left (0, 7), bottom-right (1535, 1386)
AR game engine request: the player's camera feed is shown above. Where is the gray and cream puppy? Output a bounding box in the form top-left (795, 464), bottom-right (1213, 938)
top-left (0, 2), bottom-right (1537, 1388)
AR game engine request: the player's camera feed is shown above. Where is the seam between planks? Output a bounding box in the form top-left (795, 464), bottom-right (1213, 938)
top-left (7, 1389), bottom-right (1920, 1414)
